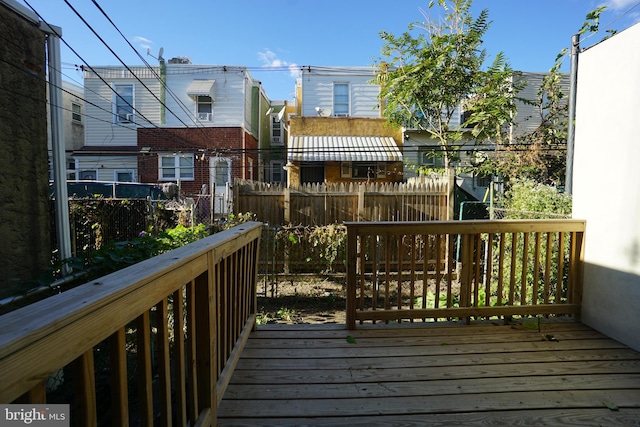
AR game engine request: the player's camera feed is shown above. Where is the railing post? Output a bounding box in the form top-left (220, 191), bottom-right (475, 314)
top-left (459, 234), bottom-right (472, 324)
top-left (346, 224), bottom-right (358, 330)
top-left (194, 253), bottom-right (217, 424)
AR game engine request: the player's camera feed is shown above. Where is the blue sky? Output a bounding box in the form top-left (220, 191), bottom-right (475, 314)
top-left (20, 0), bottom-right (640, 100)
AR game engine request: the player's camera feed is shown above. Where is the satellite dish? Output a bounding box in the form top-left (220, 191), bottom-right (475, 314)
top-left (158, 47), bottom-right (164, 61)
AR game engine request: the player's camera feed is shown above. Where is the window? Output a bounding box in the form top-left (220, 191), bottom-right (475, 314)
top-left (114, 84), bottom-right (134, 123)
top-left (270, 160), bottom-right (283, 183)
top-left (271, 114), bottom-right (283, 145)
top-left (475, 173), bottom-right (493, 188)
top-left (341, 162), bottom-right (351, 178)
top-left (159, 155), bottom-right (194, 181)
top-left (348, 162), bottom-right (386, 179)
top-left (300, 163), bottom-right (325, 184)
top-left (460, 109), bottom-right (473, 129)
top-left (419, 149), bottom-right (444, 168)
top-left (333, 83), bottom-right (349, 116)
top-left (115, 170), bottom-right (135, 182)
top-left (197, 96), bottom-right (213, 121)
top-left (72, 102), bottom-right (82, 122)
top-left (78, 170), bottom-right (97, 180)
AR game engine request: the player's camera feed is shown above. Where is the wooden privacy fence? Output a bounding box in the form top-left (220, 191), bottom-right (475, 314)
top-left (0, 222), bottom-right (262, 427)
top-left (234, 179), bottom-right (450, 226)
top-left (346, 220), bottom-right (586, 329)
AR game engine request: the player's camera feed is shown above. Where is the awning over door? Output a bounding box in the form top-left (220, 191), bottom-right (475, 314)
top-left (288, 136), bottom-right (402, 162)
top-left (186, 80), bottom-right (215, 99)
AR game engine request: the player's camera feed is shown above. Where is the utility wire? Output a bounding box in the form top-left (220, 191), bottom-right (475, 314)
top-left (62, 0), bottom-right (195, 130)
top-left (89, 0), bottom-right (210, 132)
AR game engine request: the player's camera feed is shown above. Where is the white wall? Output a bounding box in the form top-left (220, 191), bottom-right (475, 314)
top-left (300, 67), bottom-right (380, 118)
top-left (573, 22), bottom-right (640, 351)
top-left (164, 65), bottom-right (248, 127)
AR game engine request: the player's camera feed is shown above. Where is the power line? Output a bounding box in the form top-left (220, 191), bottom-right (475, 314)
top-left (62, 0), bottom-right (195, 130)
top-left (89, 0), bottom-right (211, 133)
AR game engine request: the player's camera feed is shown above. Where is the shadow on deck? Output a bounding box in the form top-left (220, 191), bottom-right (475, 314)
top-left (218, 320), bottom-right (640, 426)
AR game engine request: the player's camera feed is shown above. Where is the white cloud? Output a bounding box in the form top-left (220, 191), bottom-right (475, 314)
top-left (133, 36), bottom-right (153, 51)
top-left (605, 0), bottom-right (639, 10)
top-left (257, 49), bottom-right (300, 78)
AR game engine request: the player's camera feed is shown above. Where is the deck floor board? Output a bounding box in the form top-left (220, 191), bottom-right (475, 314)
top-left (218, 321), bottom-right (640, 426)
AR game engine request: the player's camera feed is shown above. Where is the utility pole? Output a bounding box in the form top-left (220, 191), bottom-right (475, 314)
top-left (565, 34), bottom-right (580, 195)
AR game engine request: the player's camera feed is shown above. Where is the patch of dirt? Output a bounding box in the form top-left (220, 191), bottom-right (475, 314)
top-left (256, 275), bottom-right (347, 324)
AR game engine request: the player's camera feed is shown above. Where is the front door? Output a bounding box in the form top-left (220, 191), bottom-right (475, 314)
top-left (210, 157), bottom-right (231, 218)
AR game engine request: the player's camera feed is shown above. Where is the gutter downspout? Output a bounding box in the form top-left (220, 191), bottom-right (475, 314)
top-left (42, 22), bottom-right (72, 271)
top-left (565, 34), bottom-right (580, 195)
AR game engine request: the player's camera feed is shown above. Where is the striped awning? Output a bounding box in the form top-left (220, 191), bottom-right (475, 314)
top-left (186, 80), bottom-right (215, 98)
top-left (288, 136), bottom-right (402, 162)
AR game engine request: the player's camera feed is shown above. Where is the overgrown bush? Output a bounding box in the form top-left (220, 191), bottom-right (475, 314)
top-left (500, 178), bottom-right (572, 217)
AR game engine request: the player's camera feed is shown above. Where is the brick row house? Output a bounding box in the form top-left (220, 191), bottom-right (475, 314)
top-left (77, 57), bottom-right (282, 214)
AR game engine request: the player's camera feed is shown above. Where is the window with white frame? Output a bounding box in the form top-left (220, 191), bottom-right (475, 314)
top-left (270, 160), bottom-right (283, 183)
top-left (159, 154), bottom-right (194, 181)
top-left (333, 83), bottom-right (349, 116)
top-left (115, 170), bottom-right (135, 182)
top-left (271, 114), bottom-right (283, 145)
top-left (72, 102), bottom-right (82, 122)
top-left (419, 149), bottom-right (444, 168)
top-left (114, 84), bottom-right (134, 123)
top-left (197, 96), bottom-right (213, 121)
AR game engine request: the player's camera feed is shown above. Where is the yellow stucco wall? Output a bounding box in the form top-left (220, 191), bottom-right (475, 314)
top-left (288, 116), bottom-right (402, 141)
top-left (286, 117), bottom-right (403, 186)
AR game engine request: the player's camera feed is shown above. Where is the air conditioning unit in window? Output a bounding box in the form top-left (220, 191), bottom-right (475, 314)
top-left (272, 136), bottom-right (281, 143)
top-left (198, 112), bottom-right (212, 121)
top-left (125, 113), bottom-right (134, 123)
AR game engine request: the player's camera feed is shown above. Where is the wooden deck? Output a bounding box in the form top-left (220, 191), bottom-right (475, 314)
top-left (218, 320), bottom-right (640, 426)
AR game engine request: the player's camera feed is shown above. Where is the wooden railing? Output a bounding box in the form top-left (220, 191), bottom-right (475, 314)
top-left (0, 222), bottom-right (262, 427)
top-left (346, 220), bottom-right (585, 329)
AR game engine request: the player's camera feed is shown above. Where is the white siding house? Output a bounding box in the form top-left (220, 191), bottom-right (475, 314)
top-left (77, 60), bottom-right (263, 197)
top-left (299, 66), bottom-right (381, 118)
top-left (164, 65), bottom-right (251, 128)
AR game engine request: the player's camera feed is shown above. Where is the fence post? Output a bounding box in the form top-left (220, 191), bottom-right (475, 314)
top-left (284, 187), bottom-right (290, 224)
top-left (447, 168), bottom-right (455, 221)
top-left (357, 184), bottom-right (365, 221)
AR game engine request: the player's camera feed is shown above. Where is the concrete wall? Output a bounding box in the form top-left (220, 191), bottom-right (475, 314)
top-left (0, 4), bottom-right (51, 285)
top-left (572, 22), bottom-right (640, 351)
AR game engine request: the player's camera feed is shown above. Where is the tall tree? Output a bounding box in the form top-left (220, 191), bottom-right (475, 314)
top-left (474, 6), bottom-right (609, 185)
top-left (374, 0), bottom-right (518, 168)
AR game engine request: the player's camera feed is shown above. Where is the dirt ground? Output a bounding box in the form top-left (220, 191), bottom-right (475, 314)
top-left (255, 274), bottom-right (347, 324)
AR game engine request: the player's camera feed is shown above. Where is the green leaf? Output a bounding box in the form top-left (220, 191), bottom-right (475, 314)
top-left (346, 336), bottom-right (357, 344)
top-left (603, 401), bottom-right (619, 411)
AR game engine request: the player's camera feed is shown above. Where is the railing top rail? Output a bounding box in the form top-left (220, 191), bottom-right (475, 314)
top-left (344, 219), bottom-right (586, 234)
top-left (0, 222), bottom-right (263, 361)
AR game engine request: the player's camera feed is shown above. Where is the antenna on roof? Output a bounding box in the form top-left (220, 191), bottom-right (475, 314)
top-left (147, 47), bottom-right (165, 62)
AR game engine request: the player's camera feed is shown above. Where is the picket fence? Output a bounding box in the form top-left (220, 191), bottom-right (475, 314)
top-left (233, 178), bottom-right (451, 226)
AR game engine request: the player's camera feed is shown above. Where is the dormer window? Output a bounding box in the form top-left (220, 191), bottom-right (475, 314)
top-left (197, 96), bottom-right (213, 121)
top-left (333, 83), bottom-right (349, 116)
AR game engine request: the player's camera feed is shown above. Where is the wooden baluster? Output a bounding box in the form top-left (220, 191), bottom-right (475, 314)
top-left (72, 349), bottom-right (97, 427)
top-left (136, 311), bottom-right (153, 427)
top-left (520, 232), bottom-right (530, 305)
top-left (186, 281), bottom-right (199, 423)
top-left (156, 298), bottom-right (172, 426)
top-left (173, 289), bottom-right (187, 427)
top-left (109, 328), bottom-right (129, 427)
